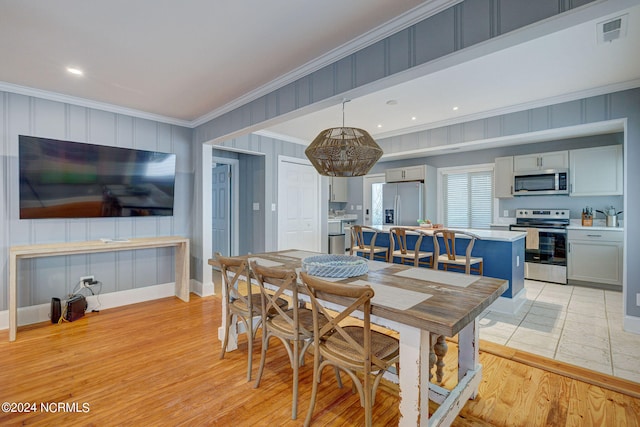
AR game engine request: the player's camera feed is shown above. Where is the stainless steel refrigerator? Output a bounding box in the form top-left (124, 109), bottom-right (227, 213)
top-left (382, 182), bottom-right (423, 226)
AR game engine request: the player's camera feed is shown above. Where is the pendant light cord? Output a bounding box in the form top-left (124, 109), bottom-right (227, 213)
top-left (342, 99), bottom-right (350, 128)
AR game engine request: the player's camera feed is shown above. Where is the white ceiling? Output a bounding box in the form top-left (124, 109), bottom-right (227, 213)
top-left (0, 0), bottom-right (426, 121)
top-left (1, 0), bottom-right (639, 147)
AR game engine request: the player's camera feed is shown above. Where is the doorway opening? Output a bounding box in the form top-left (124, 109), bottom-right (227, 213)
top-left (212, 158), bottom-right (239, 256)
top-left (363, 174), bottom-right (385, 226)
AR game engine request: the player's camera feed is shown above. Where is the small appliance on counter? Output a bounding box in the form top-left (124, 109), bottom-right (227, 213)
top-left (596, 206), bottom-right (623, 227)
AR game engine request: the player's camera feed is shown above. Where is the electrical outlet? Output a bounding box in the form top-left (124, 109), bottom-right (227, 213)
top-left (637, 293), bottom-right (640, 306)
top-left (516, 256), bottom-right (520, 267)
top-left (503, 210), bottom-right (509, 217)
top-left (80, 275), bottom-right (95, 286)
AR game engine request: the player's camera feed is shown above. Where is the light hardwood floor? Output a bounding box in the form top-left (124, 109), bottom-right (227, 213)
top-left (1, 294), bottom-right (639, 426)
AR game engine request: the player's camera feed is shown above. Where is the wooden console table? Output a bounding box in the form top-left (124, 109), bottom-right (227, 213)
top-left (8, 236), bottom-right (190, 342)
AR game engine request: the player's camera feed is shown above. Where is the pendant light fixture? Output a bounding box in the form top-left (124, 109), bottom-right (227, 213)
top-left (305, 100), bottom-right (383, 177)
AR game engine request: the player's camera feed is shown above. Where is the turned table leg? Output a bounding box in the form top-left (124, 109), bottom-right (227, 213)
top-left (430, 333), bottom-right (448, 383)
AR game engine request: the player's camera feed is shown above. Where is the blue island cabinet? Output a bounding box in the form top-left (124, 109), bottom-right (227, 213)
top-left (359, 228), bottom-right (526, 312)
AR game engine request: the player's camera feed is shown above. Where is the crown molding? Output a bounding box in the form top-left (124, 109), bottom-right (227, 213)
top-left (190, 0), bottom-right (463, 127)
top-left (0, 81), bottom-right (192, 128)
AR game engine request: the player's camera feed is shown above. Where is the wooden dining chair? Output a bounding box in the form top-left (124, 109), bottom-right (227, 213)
top-left (388, 227), bottom-right (433, 267)
top-left (215, 253), bottom-right (287, 382)
top-left (300, 272), bottom-right (400, 427)
top-left (349, 225), bottom-right (388, 261)
top-left (250, 261), bottom-right (322, 420)
top-left (432, 229), bottom-right (483, 275)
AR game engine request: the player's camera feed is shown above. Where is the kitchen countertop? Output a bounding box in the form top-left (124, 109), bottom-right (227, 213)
top-left (328, 214), bottom-right (358, 221)
top-left (366, 225), bottom-right (525, 242)
top-left (567, 218), bottom-right (623, 231)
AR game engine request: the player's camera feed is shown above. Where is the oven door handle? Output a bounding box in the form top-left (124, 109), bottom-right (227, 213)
top-left (511, 226), bottom-right (567, 234)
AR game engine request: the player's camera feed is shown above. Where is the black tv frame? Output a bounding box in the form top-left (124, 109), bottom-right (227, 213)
top-left (18, 135), bottom-right (176, 219)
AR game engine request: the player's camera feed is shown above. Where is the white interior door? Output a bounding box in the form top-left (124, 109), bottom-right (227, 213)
top-left (212, 164), bottom-right (231, 256)
top-left (363, 173), bottom-right (386, 226)
top-left (278, 158), bottom-right (320, 251)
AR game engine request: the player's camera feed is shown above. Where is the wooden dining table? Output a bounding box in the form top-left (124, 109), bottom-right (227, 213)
top-left (210, 250), bottom-right (508, 426)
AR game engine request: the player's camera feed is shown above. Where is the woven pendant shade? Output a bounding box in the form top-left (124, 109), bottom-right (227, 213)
top-left (305, 126), bottom-right (383, 177)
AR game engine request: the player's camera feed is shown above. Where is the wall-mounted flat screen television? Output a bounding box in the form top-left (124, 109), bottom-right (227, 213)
top-left (19, 135), bottom-right (176, 219)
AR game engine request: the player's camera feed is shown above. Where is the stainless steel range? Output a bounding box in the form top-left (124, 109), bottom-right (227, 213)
top-left (510, 209), bottom-right (570, 284)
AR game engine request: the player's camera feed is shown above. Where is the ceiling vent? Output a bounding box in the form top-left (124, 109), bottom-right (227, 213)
top-left (597, 14), bottom-right (628, 44)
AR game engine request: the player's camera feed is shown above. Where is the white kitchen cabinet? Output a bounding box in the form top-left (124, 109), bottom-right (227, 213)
top-left (513, 150), bottom-right (568, 171)
top-left (570, 145), bottom-right (623, 196)
top-left (567, 229), bottom-right (623, 288)
top-left (494, 156), bottom-right (513, 198)
top-left (385, 165), bottom-right (425, 182)
top-left (329, 177), bottom-right (348, 202)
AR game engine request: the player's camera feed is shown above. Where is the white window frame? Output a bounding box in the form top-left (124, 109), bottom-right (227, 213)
top-left (436, 163), bottom-right (495, 228)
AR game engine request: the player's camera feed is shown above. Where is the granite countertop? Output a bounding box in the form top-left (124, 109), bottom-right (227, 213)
top-left (368, 225), bottom-right (525, 242)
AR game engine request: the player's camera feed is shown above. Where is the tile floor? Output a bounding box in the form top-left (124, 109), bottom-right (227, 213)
top-left (479, 279), bottom-right (640, 383)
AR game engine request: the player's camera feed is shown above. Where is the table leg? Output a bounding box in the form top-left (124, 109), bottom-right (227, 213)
top-left (9, 253), bottom-right (17, 342)
top-left (397, 323), bottom-right (431, 427)
top-left (432, 334), bottom-right (448, 383)
top-left (458, 318), bottom-right (480, 398)
top-left (217, 274), bottom-right (238, 352)
top-left (175, 241), bottom-right (190, 302)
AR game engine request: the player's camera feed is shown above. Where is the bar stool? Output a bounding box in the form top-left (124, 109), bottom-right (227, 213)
top-left (432, 229), bottom-right (483, 275)
top-left (349, 225), bottom-right (388, 261)
top-left (388, 227), bottom-right (433, 267)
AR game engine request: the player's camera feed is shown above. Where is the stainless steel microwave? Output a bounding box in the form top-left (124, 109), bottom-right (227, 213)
top-left (513, 169), bottom-right (569, 196)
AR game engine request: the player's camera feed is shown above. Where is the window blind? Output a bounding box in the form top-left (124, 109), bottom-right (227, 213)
top-left (443, 169), bottom-right (493, 228)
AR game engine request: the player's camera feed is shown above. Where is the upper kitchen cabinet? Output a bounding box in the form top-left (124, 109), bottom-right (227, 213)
top-left (494, 156), bottom-right (514, 198)
top-left (329, 176), bottom-right (348, 202)
top-left (513, 150), bottom-right (568, 171)
top-left (570, 145), bottom-right (623, 197)
top-left (385, 165), bottom-right (425, 182)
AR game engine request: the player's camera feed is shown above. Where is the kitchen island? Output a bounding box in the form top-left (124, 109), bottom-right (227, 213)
top-left (359, 226), bottom-right (526, 313)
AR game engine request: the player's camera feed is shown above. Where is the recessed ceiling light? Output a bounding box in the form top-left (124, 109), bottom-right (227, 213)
top-left (66, 67), bottom-right (84, 76)
top-left (411, 117), bottom-right (417, 121)
top-left (377, 124), bottom-right (383, 128)
top-left (452, 106), bottom-right (459, 111)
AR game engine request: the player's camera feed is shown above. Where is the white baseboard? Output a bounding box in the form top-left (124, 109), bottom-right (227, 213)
top-left (191, 279), bottom-right (215, 297)
top-left (623, 314), bottom-right (640, 335)
top-left (0, 282), bottom-right (177, 330)
top-left (488, 288), bottom-right (527, 315)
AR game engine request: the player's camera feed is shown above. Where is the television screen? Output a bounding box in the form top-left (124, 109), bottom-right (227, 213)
top-left (19, 135), bottom-right (176, 219)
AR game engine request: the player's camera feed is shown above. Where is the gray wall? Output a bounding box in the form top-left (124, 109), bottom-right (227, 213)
top-left (0, 91), bottom-right (193, 311)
